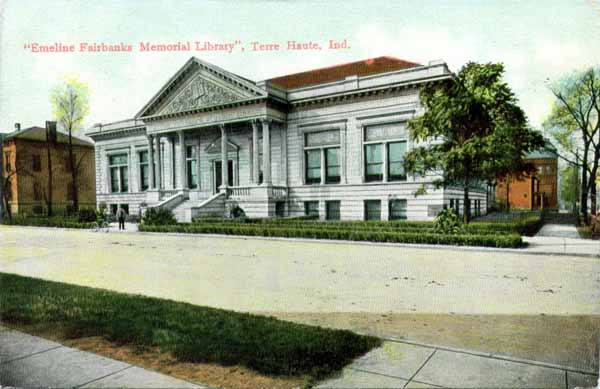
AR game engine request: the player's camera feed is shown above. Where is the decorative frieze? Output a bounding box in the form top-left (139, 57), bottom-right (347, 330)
top-left (161, 75), bottom-right (242, 115)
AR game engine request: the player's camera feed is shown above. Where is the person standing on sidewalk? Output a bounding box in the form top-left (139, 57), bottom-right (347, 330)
top-left (116, 206), bottom-right (127, 231)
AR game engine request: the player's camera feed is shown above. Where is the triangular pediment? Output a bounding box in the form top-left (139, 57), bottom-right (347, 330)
top-left (136, 57), bottom-right (267, 118)
top-left (205, 137), bottom-right (239, 154)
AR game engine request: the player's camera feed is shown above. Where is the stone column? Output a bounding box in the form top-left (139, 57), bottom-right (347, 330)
top-left (155, 135), bottom-right (162, 190)
top-left (171, 136), bottom-right (177, 188)
top-left (196, 137), bottom-right (201, 190)
top-left (220, 125), bottom-right (228, 191)
top-left (251, 120), bottom-right (260, 184)
top-left (178, 131), bottom-right (187, 189)
top-left (261, 119), bottom-right (271, 185)
top-left (147, 135), bottom-right (155, 189)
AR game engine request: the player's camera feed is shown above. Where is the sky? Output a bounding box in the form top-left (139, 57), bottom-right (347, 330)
top-left (1, 0), bottom-right (600, 134)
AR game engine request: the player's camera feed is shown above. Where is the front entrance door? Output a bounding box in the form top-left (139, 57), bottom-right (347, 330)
top-left (214, 160), bottom-right (234, 192)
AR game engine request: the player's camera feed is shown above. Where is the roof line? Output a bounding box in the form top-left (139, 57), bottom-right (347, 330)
top-left (266, 56), bottom-right (422, 81)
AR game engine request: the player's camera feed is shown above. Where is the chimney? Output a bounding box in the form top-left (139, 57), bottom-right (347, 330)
top-left (14, 123), bottom-right (20, 132)
top-left (45, 121), bottom-right (57, 144)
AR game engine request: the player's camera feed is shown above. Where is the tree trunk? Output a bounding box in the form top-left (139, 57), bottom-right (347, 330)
top-left (463, 185), bottom-right (470, 224)
top-left (591, 181), bottom-right (597, 216)
top-left (68, 129), bottom-right (78, 213)
top-left (581, 160), bottom-right (588, 225)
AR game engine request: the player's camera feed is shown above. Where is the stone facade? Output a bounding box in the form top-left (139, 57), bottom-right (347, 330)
top-left (88, 57), bottom-right (488, 221)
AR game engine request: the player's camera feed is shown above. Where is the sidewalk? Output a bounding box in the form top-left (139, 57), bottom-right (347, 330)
top-left (0, 325), bottom-right (204, 388)
top-left (317, 339), bottom-right (599, 388)
top-left (2, 324), bottom-right (597, 389)
top-left (523, 223), bottom-right (600, 257)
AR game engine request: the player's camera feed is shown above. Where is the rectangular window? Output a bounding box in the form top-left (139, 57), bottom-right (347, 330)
top-left (365, 144), bottom-right (383, 182)
top-left (110, 204), bottom-right (118, 215)
top-left (4, 153), bottom-right (11, 172)
top-left (120, 166), bottom-right (129, 192)
top-left (109, 153), bottom-right (128, 193)
top-left (325, 148), bottom-right (340, 184)
top-left (139, 150), bottom-right (149, 191)
top-left (364, 200), bottom-right (381, 221)
top-left (110, 167), bottom-right (120, 192)
top-left (304, 201), bottom-right (319, 217)
top-left (32, 155), bottom-right (42, 172)
top-left (186, 145), bottom-right (198, 189)
top-left (388, 141), bottom-right (407, 181)
top-left (389, 199), bottom-right (407, 220)
top-left (305, 149), bottom-right (321, 184)
top-left (304, 130), bottom-right (341, 185)
top-left (326, 200), bottom-right (341, 220)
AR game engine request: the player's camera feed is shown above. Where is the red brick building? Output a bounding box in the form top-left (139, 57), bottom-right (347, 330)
top-left (495, 140), bottom-right (558, 210)
top-left (2, 124), bottom-right (96, 216)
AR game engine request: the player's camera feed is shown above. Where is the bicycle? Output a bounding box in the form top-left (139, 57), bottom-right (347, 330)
top-left (94, 218), bottom-right (110, 233)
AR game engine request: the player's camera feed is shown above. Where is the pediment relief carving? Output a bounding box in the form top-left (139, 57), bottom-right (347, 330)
top-left (160, 75), bottom-right (245, 115)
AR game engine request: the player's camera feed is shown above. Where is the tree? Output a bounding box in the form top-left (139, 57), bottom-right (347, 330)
top-left (51, 75), bottom-right (90, 213)
top-left (405, 62), bottom-right (544, 223)
top-left (560, 164), bottom-right (580, 213)
top-left (544, 67), bottom-right (600, 224)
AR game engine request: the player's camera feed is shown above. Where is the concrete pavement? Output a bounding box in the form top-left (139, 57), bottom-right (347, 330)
top-left (0, 325), bottom-right (204, 388)
top-left (2, 324), bottom-right (597, 388)
top-left (536, 224), bottom-right (582, 239)
top-left (317, 339), bottom-right (599, 388)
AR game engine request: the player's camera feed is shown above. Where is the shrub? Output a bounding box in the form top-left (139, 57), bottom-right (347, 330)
top-left (78, 208), bottom-right (98, 223)
top-left (141, 207), bottom-right (177, 225)
top-left (433, 208), bottom-right (464, 234)
top-left (139, 223), bottom-right (523, 248)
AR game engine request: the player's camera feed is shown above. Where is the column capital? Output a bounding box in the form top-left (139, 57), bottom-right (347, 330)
top-left (260, 118), bottom-right (273, 125)
top-left (146, 133), bottom-right (154, 140)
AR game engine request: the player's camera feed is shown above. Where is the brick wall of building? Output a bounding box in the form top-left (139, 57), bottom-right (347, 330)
top-left (2, 137), bottom-right (96, 215)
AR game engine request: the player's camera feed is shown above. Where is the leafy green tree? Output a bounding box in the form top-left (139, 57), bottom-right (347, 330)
top-left (544, 67), bottom-right (600, 224)
top-left (51, 75), bottom-right (90, 213)
top-left (405, 62), bottom-right (544, 223)
top-left (560, 164), bottom-right (580, 212)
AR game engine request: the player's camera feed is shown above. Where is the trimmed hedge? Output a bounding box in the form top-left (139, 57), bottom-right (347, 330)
top-left (0, 272), bottom-right (380, 378)
top-left (1, 216), bottom-right (96, 229)
top-left (140, 223), bottom-right (523, 248)
top-left (190, 215), bottom-right (543, 236)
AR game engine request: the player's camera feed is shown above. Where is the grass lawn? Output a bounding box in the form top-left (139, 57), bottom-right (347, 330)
top-left (0, 272), bottom-right (380, 384)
